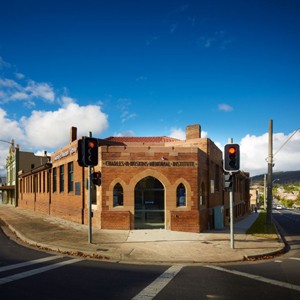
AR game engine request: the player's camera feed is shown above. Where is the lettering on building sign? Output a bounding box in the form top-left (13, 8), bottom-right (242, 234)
top-left (104, 161), bottom-right (196, 167)
top-left (54, 147), bottom-right (77, 161)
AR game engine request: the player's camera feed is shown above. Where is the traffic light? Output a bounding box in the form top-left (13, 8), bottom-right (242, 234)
top-left (91, 171), bottom-right (101, 186)
top-left (82, 137), bottom-right (98, 167)
top-left (223, 173), bottom-right (233, 191)
top-left (224, 143), bottom-right (240, 172)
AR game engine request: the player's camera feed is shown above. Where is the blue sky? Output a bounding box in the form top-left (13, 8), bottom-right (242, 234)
top-left (1, 0), bottom-right (300, 176)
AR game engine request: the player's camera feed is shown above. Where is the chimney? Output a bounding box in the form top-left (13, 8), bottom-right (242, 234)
top-left (186, 124), bottom-right (201, 140)
top-left (70, 127), bottom-right (77, 142)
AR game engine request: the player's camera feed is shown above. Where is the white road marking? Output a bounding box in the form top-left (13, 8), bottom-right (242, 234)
top-left (289, 257), bottom-right (300, 261)
top-left (132, 265), bottom-right (183, 300)
top-left (205, 265), bottom-right (300, 292)
top-left (0, 258), bottom-right (82, 285)
top-left (0, 255), bottom-right (62, 272)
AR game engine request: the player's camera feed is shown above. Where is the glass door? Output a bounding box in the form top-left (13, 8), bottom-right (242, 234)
top-left (134, 177), bottom-right (165, 229)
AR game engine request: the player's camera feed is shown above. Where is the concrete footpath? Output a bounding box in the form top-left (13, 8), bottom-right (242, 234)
top-left (0, 205), bottom-right (286, 264)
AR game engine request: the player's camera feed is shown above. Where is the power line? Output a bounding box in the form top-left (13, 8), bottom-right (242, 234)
top-left (273, 128), bottom-right (300, 157)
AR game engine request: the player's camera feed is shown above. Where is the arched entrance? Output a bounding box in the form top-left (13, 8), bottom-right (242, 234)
top-left (134, 176), bottom-right (165, 229)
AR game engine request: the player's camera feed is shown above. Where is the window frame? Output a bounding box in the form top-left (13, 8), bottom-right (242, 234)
top-left (176, 183), bottom-right (186, 207)
top-left (113, 183), bottom-right (124, 207)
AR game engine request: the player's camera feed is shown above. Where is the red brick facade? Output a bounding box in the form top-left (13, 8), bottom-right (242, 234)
top-left (18, 124), bottom-right (250, 233)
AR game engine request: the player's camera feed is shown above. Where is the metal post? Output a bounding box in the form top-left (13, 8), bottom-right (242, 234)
top-left (266, 120), bottom-right (273, 224)
top-left (229, 171), bottom-right (234, 249)
top-left (228, 137), bottom-right (234, 249)
top-left (88, 131), bottom-right (92, 244)
top-left (264, 174), bottom-right (267, 210)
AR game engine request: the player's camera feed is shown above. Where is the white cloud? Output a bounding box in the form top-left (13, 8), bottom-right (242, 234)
top-left (117, 98), bottom-right (137, 123)
top-left (198, 31), bottom-right (231, 50)
top-left (20, 100), bottom-right (108, 148)
top-left (0, 108), bottom-right (26, 174)
top-left (0, 108), bottom-right (25, 142)
top-left (0, 76), bottom-right (56, 105)
top-left (169, 128), bottom-right (185, 140)
top-left (168, 127), bottom-right (300, 177)
top-left (240, 131), bottom-right (300, 176)
top-left (218, 103), bottom-right (233, 112)
top-left (169, 127), bottom-right (208, 140)
top-left (0, 56), bottom-right (10, 69)
top-left (114, 130), bottom-right (135, 137)
top-left (0, 101), bottom-right (108, 175)
top-left (25, 80), bottom-right (55, 103)
top-left (15, 72), bottom-right (25, 79)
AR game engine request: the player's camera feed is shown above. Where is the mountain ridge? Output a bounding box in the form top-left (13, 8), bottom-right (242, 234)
top-left (251, 170), bottom-right (300, 185)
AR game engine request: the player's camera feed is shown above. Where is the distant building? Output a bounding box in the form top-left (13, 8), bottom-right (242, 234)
top-left (18, 125), bottom-right (250, 233)
top-left (250, 188), bottom-right (259, 211)
top-left (0, 176), bottom-right (6, 204)
top-left (1, 139), bottom-right (50, 206)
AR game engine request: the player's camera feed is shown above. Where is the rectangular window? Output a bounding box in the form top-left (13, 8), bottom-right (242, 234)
top-left (68, 162), bottom-right (74, 192)
top-left (75, 182), bottom-right (81, 195)
top-left (60, 165), bottom-right (64, 193)
top-left (53, 168), bottom-right (57, 193)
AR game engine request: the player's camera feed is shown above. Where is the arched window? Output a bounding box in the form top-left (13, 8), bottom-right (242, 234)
top-left (113, 183), bottom-right (124, 207)
top-left (176, 183), bottom-right (186, 207)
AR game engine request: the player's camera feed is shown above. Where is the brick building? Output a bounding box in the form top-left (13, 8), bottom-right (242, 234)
top-left (18, 124), bottom-right (250, 233)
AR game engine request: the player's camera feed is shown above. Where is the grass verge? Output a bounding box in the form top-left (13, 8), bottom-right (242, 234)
top-left (246, 210), bottom-right (278, 239)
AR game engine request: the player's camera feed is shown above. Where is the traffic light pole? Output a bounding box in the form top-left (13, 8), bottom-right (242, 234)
top-left (88, 165), bottom-right (92, 244)
top-left (88, 132), bottom-right (92, 244)
top-left (229, 172), bottom-right (234, 249)
top-left (224, 139), bottom-right (238, 249)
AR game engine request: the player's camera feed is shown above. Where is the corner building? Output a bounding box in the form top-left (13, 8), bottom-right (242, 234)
top-left (18, 124), bottom-right (250, 233)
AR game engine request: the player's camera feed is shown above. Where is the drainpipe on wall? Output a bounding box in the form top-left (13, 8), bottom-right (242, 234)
top-left (14, 146), bottom-right (19, 207)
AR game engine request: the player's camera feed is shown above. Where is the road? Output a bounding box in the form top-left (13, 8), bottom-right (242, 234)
top-left (0, 209), bottom-right (300, 299)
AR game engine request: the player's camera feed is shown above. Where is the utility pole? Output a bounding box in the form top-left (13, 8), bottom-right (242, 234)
top-left (264, 174), bottom-right (267, 210)
top-left (266, 120), bottom-right (273, 224)
top-left (88, 131), bottom-right (92, 244)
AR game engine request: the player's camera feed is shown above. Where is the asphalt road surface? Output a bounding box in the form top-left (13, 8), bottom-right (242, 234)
top-left (1, 209), bottom-right (300, 300)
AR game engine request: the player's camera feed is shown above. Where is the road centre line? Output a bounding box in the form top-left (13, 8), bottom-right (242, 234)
top-left (205, 265), bottom-right (300, 292)
top-left (132, 265), bottom-right (183, 300)
top-left (0, 255), bottom-right (63, 272)
top-left (0, 258), bottom-right (82, 285)
top-left (289, 257), bottom-right (300, 261)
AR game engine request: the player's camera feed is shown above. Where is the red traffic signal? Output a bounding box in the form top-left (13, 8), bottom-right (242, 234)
top-left (83, 137), bottom-right (98, 166)
top-left (224, 144), bottom-right (240, 172)
top-left (77, 137), bottom-right (99, 167)
top-left (228, 146), bottom-right (236, 155)
top-left (88, 140), bottom-right (96, 148)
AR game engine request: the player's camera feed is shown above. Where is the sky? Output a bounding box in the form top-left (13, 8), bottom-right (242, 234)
top-left (0, 0), bottom-right (300, 177)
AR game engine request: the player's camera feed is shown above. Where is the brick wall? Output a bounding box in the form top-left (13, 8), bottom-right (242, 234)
top-left (170, 210), bottom-right (200, 232)
top-left (101, 211), bottom-right (132, 230)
